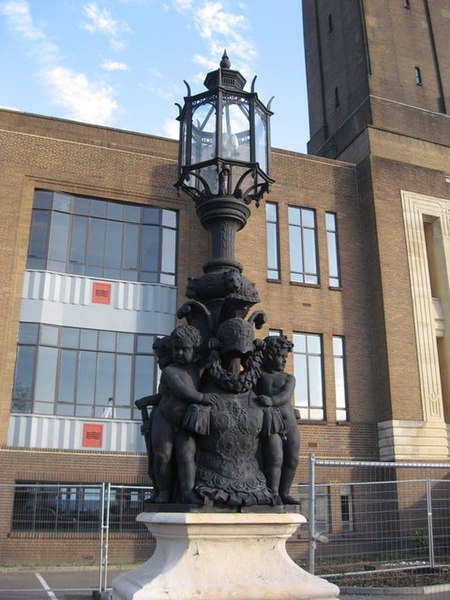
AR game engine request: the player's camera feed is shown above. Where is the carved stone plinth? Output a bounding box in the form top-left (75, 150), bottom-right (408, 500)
top-left (112, 512), bottom-right (339, 600)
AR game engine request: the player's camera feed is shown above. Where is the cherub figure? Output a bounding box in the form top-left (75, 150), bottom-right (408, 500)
top-left (151, 325), bottom-right (215, 504)
top-left (135, 335), bottom-right (172, 496)
top-left (255, 335), bottom-right (300, 504)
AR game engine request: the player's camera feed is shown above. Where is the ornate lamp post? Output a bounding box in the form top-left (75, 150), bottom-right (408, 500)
top-left (113, 54), bottom-right (339, 600)
top-left (175, 51), bottom-right (273, 273)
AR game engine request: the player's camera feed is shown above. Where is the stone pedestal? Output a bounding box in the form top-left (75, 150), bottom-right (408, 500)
top-left (112, 512), bottom-right (339, 600)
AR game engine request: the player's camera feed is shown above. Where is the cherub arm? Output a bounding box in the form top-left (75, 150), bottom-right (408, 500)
top-left (270, 374), bottom-right (296, 408)
top-left (161, 367), bottom-right (214, 405)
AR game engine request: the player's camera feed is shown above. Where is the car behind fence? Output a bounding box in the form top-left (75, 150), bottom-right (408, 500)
top-left (1, 456), bottom-right (449, 595)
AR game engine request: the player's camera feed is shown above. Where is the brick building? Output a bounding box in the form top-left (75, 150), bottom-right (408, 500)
top-left (0, 0), bottom-right (448, 566)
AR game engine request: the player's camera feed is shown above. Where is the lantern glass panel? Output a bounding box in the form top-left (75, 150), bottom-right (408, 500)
top-left (221, 95), bottom-right (250, 162)
top-left (180, 119), bottom-right (187, 167)
top-left (255, 106), bottom-right (267, 173)
top-left (191, 99), bottom-right (217, 166)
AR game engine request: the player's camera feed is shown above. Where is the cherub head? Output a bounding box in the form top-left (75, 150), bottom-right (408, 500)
top-left (263, 335), bottom-right (294, 372)
top-left (170, 325), bottom-right (202, 365)
top-left (153, 335), bottom-right (172, 370)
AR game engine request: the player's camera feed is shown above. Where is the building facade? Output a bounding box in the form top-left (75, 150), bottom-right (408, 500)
top-left (303, 0), bottom-right (450, 460)
top-left (0, 0), bottom-right (448, 566)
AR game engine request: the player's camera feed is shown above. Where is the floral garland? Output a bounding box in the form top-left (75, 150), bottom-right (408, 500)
top-left (205, 344), bottom-right (265, 393)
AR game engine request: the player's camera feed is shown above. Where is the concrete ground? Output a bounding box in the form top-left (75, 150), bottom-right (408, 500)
top-left (0, 567), bottom-right (449, 599)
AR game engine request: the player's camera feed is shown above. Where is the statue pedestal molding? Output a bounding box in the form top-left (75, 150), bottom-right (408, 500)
top-left (112, 512), bottom-right (339, 600)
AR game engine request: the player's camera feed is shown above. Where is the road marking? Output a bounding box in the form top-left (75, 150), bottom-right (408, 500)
top-left (35, 573), bottom-right (58, 600)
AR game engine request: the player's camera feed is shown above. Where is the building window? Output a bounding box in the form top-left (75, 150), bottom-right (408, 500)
top-left (293, 333), bottom-right (324, 420)
top-left (288, 207), bottom-right (319, 285)
top-left (27, 190), bottom-right (177, 285)
top-left (404, 0), bottom-right (410, 8)
top-left (340, 485), bottom-right (354, 532)
top-left (328, 14), bottom-right (333, 32)
top-left (12, 323), bottom-right (157, 420)
top-left (11, 482), bottom-right (152, 533)
top-left (269, 329), bottom-right (282, 337)
top-left (325, 212), bottom-right (341, 287)
top-left (415, 66), bottom-right (422, 86)
top-left (298, 484), bottom-right (330, 534)
top-left (266, 202), bottom-right (280, 280)
top-left (333, 336), bottom-right (348, 421)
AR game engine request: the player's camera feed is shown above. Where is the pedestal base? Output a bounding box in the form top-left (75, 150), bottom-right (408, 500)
top-left (112, 512), bottom-right (339, 600)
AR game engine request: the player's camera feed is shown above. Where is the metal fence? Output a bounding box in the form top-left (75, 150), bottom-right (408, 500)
top-left (304, 455), bottom-right (450, 585)
top-left (1, 457), bottom-right (450, 595)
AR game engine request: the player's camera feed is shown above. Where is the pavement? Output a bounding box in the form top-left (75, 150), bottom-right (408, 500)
top-left (0, 567), bottom-right (449, 599)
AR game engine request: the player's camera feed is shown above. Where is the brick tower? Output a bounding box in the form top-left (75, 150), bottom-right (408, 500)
top-left (303, 0), bottom-right (450, 460)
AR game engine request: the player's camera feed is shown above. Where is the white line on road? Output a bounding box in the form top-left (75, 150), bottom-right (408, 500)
top-left (35, 573), bottom-right (58, 600)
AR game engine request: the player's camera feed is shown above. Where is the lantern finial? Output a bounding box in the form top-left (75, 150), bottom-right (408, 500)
top-left (220, 50), bottom-right (231, 69)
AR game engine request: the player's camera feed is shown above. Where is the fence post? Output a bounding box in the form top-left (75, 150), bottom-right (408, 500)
top-left (103, 483), bottom-right (112, 593)
top-left (98, 482), bottom-right (106, 595)
top-left (426, 478), bottom-right (435, 568)
top-left (308, 452), bottom-right (316, 575)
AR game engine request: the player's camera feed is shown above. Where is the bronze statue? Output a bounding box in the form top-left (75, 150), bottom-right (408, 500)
top-left (256, 335), bottom-right (300, 504)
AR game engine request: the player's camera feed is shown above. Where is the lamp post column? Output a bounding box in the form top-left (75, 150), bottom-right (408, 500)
top-left (195, 194), bottom-right (251, 273)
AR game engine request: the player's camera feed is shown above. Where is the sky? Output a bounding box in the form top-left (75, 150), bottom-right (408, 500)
top-left (0, 0), bottom-right (310, 153)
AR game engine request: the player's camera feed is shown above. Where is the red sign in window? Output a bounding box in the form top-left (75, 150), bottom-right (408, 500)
top-left (92, 282), bottom-right (112, 305)
top-left (82, 424), bottom-right (103, 448)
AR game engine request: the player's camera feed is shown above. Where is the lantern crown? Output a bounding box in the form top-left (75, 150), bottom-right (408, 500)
top-left (203, 50), bottom-right (247, 92)
top-left (175, 53), bottom-right (274, 207)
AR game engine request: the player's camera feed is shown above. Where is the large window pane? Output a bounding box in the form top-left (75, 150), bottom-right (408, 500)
top-left (309, 356), bottom-right (323, 406)
top-left (12, 323), bottom-right (158, 421)
top-left (115, 355), bottom-right (132, 407)
top-left (333, 335), bottom-right (348, 420)
top-left (123, 223), bottom-right (139, 270)
top-left (18, 323), bottom-right (39, 344)
top-left (140, 225), bottom-right (159, 273)
top-left (13, 346), bottom-right (35, 403)
top-left (70, 216), bottom-right (87, 265)
top-left (134, 355), bottom-right (154, 401)
top-left (161, 227), bottom-right (176, 275)
top-left (77, 351), bottom-right (96, 406)
top-left (58, 350), bottom-right (77, 405)
top-left (95, 353), bottom-right (114, 408)
top-left (289, 225), bottom-right (303, 281)
top-left (162, 209), bottom-right (177, 228)
top-left (27, 191), bottom-right (177, 285)
top-left (99, 331), bottom-right (116, 352)
top-left (34, 347), bottom-right (58, 406)
top-left (87, 218), bottom-right (106, 268)
top-left (105, 221), bottom-right (123, 268)
top-left (54, 193), bottom-right (71, 212)
top-left (48, 212), bottom-right (69, 261)
top-left (266, 202), bottom-right (279, 279)
top-left (293, 354), bottom-right (308, 407)
top-left (288, 207), bottom-right (319, 285)
top-left (41, 325), bottom-right (59, 346)
top-left (303, 228), bottom-right (317, 274)
top-left (326, 213), bottom-right (341, 287)
top-left (293, 333), bottom-right (324, 420)
top-left (28, 210), bottom-right (50, 261)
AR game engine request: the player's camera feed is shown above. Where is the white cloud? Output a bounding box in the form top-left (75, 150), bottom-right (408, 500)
top-left (0, 0), bottom-right (58, 61)
top-left (41, 66), bottom-right (118, 125)
top-left (102, 59), bottom-right (128, 71)
top-left (1, 0), bottom-right (120, 125)
top-left (172, 0), bottom-right (193, 11)
top-left (170, 0), bottom-right (257, 79)
top-left (81, 2), bottom-right (130, 49)
top-left (161, 118), bottom-right (179, 140)
top-left (0, 0), bottom-right (44, 40)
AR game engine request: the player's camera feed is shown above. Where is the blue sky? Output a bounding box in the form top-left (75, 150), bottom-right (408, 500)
top-left (0, 0), bottom-right (309, 153)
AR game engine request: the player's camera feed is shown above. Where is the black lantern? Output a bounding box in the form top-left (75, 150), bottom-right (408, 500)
top-left (175, 52), bottom-right (273, 207)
